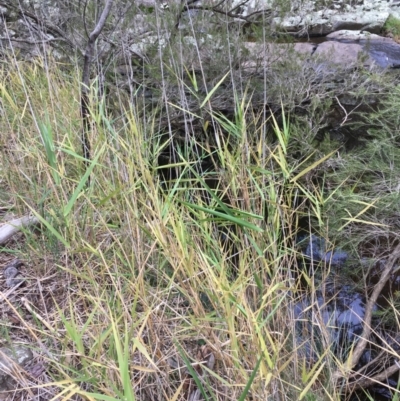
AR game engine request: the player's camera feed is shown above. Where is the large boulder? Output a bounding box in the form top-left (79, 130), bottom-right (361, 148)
top-left (328, 30), bottom-right (400, 68)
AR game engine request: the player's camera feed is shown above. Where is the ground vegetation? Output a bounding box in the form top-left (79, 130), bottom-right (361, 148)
top-left (1, 1), bottom-right (400, 400)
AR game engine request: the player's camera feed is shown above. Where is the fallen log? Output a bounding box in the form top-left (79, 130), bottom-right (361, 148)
top-left (0, 215), bottom-right (40, 244)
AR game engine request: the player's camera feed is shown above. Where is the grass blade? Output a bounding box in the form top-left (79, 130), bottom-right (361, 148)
top-left (63, 144), bottom-right (105, 218)
top-left (200, 71), bottom-right (230, 109)
top-left (237, 356), bottom-right (263, 401)
top-left (38, 117), bottom-right (61, 185)
top-left (182, 201), bottom-right (264, 232)
top-left (176, 342), bottom-right (209, 401)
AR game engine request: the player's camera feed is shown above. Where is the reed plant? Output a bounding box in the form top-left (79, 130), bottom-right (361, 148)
top-left (1, 48), bottom-right (400, 401)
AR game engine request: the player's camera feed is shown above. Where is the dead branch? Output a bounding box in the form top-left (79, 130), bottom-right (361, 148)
top-left (349, 362), bottom-right (400, 391)
top-left (335, 96), bottom-right (362, 127)
top-left (0, 215), bottom-right (40, 244)
top-left (174, 0), bottom-right (271, 31)
top-left (333, 241), bottom-right (400, 388)
top-left (80, 0), bottom-right (114, 170)
top-left (348, 242), bottom-right (400, 369)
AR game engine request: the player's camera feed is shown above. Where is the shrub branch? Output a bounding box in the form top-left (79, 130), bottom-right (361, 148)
top-left (80, 0), bottom-right (114, 169)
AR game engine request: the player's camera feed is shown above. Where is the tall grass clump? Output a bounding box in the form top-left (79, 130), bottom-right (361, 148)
top-left (2, 48), bottom-right (400, 401)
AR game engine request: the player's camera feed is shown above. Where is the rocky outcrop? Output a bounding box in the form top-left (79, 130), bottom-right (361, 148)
top-left (2, 0), bottom-right (400, 145)
top-left (1, 0), bottom-right (400, 86)
top-left (1, 0), bottom-right (399, 62)
top-left (242, 29), bottom-right (400, 74)
top-left (273, 0), bottom-right (400, 37)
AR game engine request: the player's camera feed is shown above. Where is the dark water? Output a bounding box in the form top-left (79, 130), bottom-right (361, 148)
top-left (295, 236), bottom-right (400, 400)
top-left (364, 40), bottom-right (400, 68)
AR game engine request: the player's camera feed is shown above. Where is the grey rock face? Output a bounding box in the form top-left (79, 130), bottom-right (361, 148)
top-left (313, 41), bottom-right (370, 65)
top-left (274, 0), bottom-right (400, 37)
top-left (0, 345), bottom-right (34, 393)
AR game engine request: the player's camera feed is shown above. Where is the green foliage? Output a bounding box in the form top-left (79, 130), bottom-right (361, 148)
top-left (38, 117), bottom-right (60, 185)
top-left (383, 14), bottom-right (400, 42)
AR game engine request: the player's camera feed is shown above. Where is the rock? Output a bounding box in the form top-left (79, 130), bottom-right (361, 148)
top-left (243, 29), bottom-right (399, 76)
top-left (313, 41), bottom-right (371, 66)
top-left (0, 345), bottom-right (34, 393)
top-left (129, 35), bottom-right (167, 57)
top-left (242, 42), bottom-right (315, 72)
top-left (327, 30), bottom-right (400, 68)
top-left (327, 29), bottom-right (383, 41)
top-left (331, 11), bottom-right (389, 34)
top-left (3, 259), bottom-right (24, 288)
top-left (273, 1), bottom-right (393, 37)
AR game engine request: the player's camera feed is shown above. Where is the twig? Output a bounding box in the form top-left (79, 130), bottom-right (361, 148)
top-left (335, 96), bottom-right (362, 127)
top-left (348, 348), bottom-right (386, 378)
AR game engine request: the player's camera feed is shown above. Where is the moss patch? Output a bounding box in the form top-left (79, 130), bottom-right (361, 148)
top-left (383, 14), bottom-right (400, 43)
